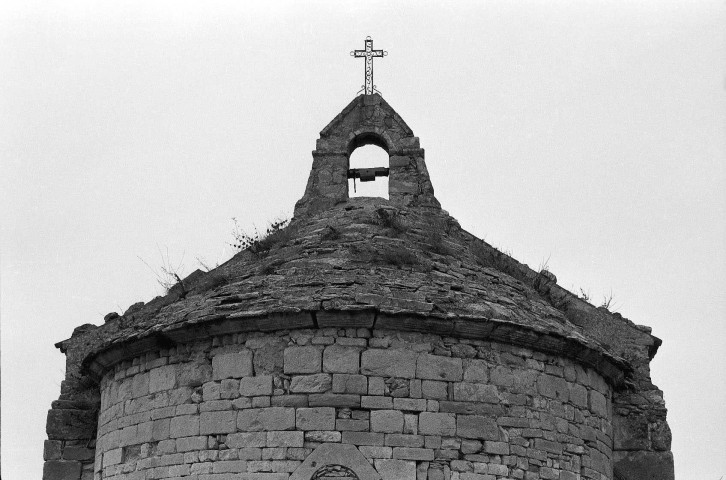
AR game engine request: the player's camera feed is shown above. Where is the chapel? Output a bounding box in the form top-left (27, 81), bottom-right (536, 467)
top-left (43, 39), bottom-right (674, 480)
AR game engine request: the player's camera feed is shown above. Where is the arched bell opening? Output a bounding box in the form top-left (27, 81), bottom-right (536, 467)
top-left (347, 144), bottom-right (389, 199)
top-left (347, 132), bottom-right (391, 199)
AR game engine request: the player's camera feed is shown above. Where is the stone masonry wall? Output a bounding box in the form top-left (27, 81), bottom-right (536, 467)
top-left (95, 327), bottom-right (614, 480)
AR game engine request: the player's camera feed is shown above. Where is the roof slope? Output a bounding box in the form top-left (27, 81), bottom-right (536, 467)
top-left (78, 198), bottom-right (628, 384)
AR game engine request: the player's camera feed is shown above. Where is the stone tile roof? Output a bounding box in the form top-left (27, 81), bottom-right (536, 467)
top-left (74, 198), bottom-right (632, 385)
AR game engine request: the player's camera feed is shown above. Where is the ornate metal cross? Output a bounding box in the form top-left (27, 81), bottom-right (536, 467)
top-left (350, 36), bottom-right (387, 95)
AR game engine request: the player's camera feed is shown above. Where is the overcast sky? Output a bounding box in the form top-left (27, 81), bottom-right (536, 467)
top-left (1, 1), bottom-right (724, 479)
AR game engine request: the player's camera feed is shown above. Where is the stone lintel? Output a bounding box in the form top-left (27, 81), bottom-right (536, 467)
top-left (317, 310), bottom-right (375, 328)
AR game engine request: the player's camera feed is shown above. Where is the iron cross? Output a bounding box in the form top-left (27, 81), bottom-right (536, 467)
top-left (350, 36), bottom-right (387, 95)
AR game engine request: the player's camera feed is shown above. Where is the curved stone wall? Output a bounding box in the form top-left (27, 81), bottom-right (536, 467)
top-left (95, 328), bottom-right (613, 480)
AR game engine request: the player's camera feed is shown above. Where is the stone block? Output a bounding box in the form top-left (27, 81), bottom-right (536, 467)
top-left (238, 407), bottom-right (295, 431)
top-left (132, 372), bottom-right (150, 397)
top-left (213, 460), bottom-right (249, 473)
top-left (459, 473), bottom-right (493, 480)
top-left (487, 464), bottom-right (509, 476)
top-left (102, 448), bottom-right (122, 467)
top-left (178, 361), bottom-right (212, 387)
top-left (569, 383), bottom-right (588, 408)
top-left (361, 396), bottom-right (393, 409)
top-left (463, 359), bottom-right (488, 383)
top-left (385, 434), bottom-right (424, 447)
top-left (424, 435), bottom-right (442, 449)
top-left (428, 467), bottom-right (445, 480)
top-left (213, 351), bottom-right (254, 380)
top-left (403, 414), bottom-right (418, 434)
top-left (336, 419), bottom-right (370, 431)
top-left (456, 415), bottom-right (499, 440)
top-left (460, 439), bottom-right (482, 454)
top-left (392, 447), bottom-right (434, 461)
top-left (237, 473), bottom-right (289, 480)
top-left (371, 410), bottom-right (404, 433)
top-left (534, 438), bottom-right (562, 454)
top-left (418, 412), bottom-right (456, 436)
top-left (46, 409), bottom-right (97, 440)
top-left (359, 446), bottom-right (393, 459)
top-left (417, 461), bottom-right (429, 480)
top-left (590, 390), bottom-right (608, 417)
top-left (393, 398), bottom-right (427, 411)
top-left (270, 395), bottom-right (308, 407)
top-left (613, 451), bottom-right (674, 480)
top-left (483, 441), bottom-right (509, 455)
top-left (238, 448), bottom-right (263, 460)
top-left (170, 414), bottom-right (200, 438)
top-left (342, 431), bottom-right (385, 446)
top-left (416, 354), bottom-right (463, 381)
top-left (651, 419), bottom-right (673, 451)
top-left (559, 471), bottom-right (579, 480)
top-left (368, 377), bottom-right (386, 395)
top-left (262, 447), bottom-right (286, 460)
top-left (453, 383), bottom-right (499, 403)
top-left (323, 345), bottom-right (361, 373)
top-left (201, 410), bottom-right (237, 434)
top-left (203, 381), bottom-right (221, 401)
top-left (489, 366), bottom-right (515, 387)
top-left (251, 337), bottom-right (286, 375)
top-left (284, 346), bottom-right (322, 374)
top-left (227, 432), bottom-right (267, 447)
top-left (61, 445), bottom-right (94, 462)
top-left (308, 393), bottom-right (360, 408)
top-left (375, 459), bottom-right (416, 480)
top-left (304, 430), bottom-right (342, 442)
top-left (333, 374), bottom-right (368, 394)
top-left (290, 373), bottom-right (332, 393)
top-left (43, 440), bottom-right (62, 461)
top-left (136, 420), bottom-right (153, 444)
top-left (176, 436), bottom-right (207, 452)
top-left (613, 413), bottom-right (649, 450)
top-left (267, 431), bottom-right (304, 447)
top-left (410, 379), bottom-right (422, 398)
top-left (42, 460), bottom-right (82, 480)
top-left (539, 467), bottom-right (559, 479)
top-left (150, 365), bottom-right (177, 393)
top-left (537, 374), bottom-right (569, 402)
top-left (151, 418), bottom-right (171, 442)
top-left (221, 379), bottom-right (241, 399)
top-left (240, 375), bottom-right (273, 396)
top-left (201, 399), bottom-right (233, 411)
top-left (361, 349), bottom-right (417, 378)
top-left (421, 380), bottom-right (447, 399)
top-left (296, 407), bottom-right (336, 430)
top-left (157, 439), bottom-right (176, 454)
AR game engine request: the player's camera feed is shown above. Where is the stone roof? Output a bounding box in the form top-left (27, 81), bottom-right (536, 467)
top-left (63, 94), bottom-right (663, 388)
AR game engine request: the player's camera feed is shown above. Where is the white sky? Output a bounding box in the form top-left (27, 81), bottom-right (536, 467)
top-left (1, 1), bottom-right (724, 479)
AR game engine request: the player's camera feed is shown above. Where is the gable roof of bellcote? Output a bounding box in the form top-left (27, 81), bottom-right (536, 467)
top-left (65, 94), bottom-right (663, 388)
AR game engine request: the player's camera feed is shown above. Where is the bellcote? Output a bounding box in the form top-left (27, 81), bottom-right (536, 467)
top-left (294, 94), bottom-right (440, 217)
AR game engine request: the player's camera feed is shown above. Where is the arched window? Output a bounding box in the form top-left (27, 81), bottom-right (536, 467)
top-left (348, 144), bottom-right (389, 199)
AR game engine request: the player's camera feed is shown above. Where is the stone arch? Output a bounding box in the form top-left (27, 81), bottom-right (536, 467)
top-left (311, 464), bottom-right (360, 480)
top-left (346, 128), bottom-right (395, 155)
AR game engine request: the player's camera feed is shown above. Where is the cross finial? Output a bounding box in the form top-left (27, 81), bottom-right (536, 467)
top-left (350, 36), bottom-right (387, 95)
